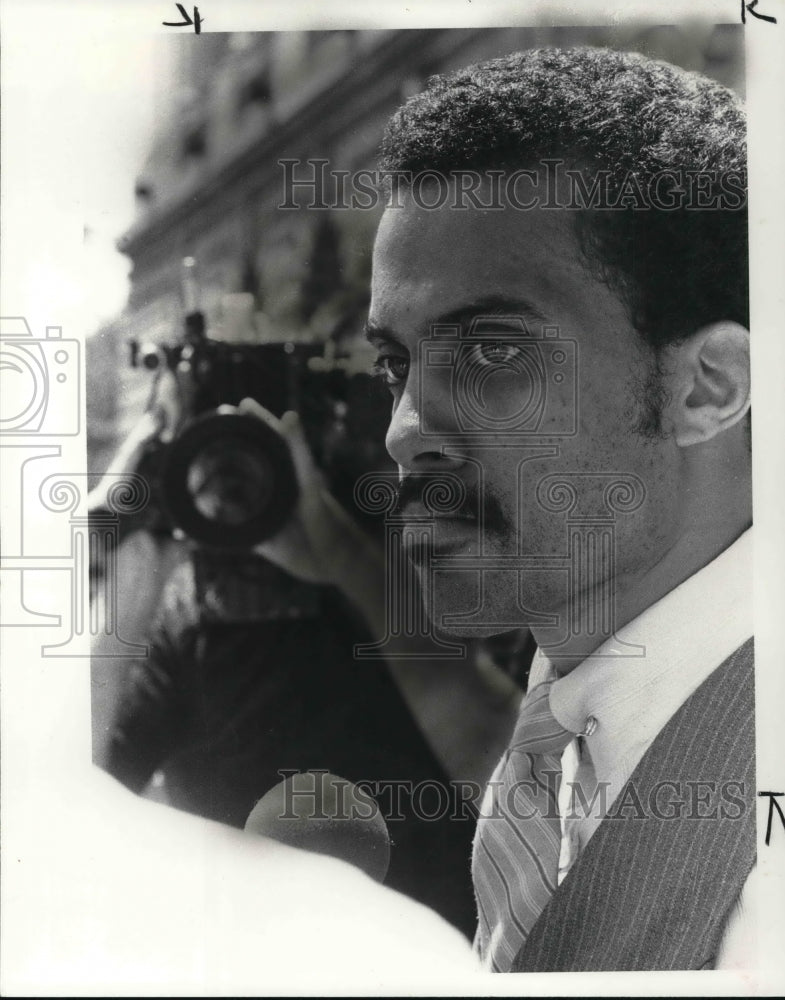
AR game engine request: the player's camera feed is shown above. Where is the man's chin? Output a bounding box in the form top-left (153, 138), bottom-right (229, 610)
top-left (412, 557), bottom-right (563, 638)
top-left (415, 569), bottom-right (521, 639)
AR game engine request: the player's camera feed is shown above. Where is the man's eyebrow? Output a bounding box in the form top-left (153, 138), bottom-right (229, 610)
top-left (434, 296), bottom-right (549, 331)
top-left (364, 318), bottom-right (402, 345)
top-left (364, 296), bottom-right (549, 344)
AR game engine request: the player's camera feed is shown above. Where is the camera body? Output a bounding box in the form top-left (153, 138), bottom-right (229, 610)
top-left (418, 316), bottom-right (578, 439)
top-left (128, 312), bottom-right (391, 549)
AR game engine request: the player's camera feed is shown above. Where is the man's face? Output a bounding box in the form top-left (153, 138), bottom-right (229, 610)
top-left (368, 184), bottom-right (683, 647)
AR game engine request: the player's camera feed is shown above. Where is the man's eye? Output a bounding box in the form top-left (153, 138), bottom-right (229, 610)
top-left (371, 355), bottom-right (409, 387)
top-left (470, 342), bottom-right (524, 367)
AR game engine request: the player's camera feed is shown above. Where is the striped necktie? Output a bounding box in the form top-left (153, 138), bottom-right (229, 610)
top-left (471, 681), bottom-right (579, 972)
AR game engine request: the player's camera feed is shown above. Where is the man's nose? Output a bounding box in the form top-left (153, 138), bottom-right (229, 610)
top-left (385, 371), bottom-right (461, 472)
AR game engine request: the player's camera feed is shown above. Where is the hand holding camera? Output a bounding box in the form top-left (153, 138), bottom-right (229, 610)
top-left (239, 397), bottom-right (367, 587)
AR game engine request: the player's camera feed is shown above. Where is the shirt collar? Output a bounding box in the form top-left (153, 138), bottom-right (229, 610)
top-left (530, 528), bottom-right (753, 787)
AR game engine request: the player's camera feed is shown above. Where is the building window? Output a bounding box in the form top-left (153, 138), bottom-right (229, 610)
top-left (134, 179), bottom-right (154, 203)
top-left (181, 123), bottom-right (207, 161)
top-left (236, 69), bottom-right (272, 114)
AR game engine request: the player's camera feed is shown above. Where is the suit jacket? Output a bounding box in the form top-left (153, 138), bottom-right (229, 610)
top-left (512, 637), bottom-right (755, 971)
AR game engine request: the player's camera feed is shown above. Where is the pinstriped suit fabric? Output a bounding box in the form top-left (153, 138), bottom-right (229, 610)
top-left (512, 638), bottom-right (755, 972)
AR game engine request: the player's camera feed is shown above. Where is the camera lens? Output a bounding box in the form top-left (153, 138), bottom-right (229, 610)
top-left (186, 441), bottom-right (275, 526)
top-left (140, 345), bottom-right (161, 370)
top-left (161, 408), bottom-right (299, 548)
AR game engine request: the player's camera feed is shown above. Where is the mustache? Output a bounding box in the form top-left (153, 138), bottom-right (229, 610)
top-left (392, 473), bottom-right (508, 529)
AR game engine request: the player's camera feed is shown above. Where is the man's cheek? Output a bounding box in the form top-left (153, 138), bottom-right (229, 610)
top-left (416, 570), bottom-right (476, 632)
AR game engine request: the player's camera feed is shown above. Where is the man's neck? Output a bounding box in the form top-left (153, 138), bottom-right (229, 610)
top-left (532, 517), bottom-right (752, 676)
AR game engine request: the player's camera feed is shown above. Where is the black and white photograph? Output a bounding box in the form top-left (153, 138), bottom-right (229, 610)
top-left (1, 0), bottom-right (784, 994)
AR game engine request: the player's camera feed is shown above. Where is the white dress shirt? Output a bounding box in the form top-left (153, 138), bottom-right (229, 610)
top-left (527, 527), bottom-right (754, 969)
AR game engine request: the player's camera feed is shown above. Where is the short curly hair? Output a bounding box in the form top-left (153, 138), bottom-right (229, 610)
top-left (379, 46), bottom-right (748, 355)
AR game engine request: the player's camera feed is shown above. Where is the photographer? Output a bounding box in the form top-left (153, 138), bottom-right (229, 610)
top-left (91, 354), bottom-right (522, 937)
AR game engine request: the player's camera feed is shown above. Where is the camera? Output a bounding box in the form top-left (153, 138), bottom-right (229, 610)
top-left (0, 318), bottom-right (81, 436)
top-left (418, 316), bottom-right (577, 438)
top-left (126, 305), bottom-right (392, 551)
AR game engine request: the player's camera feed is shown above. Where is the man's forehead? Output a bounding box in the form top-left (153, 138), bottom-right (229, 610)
top-left (370, 192), bottom-right (601, 338)
top-left (373, 181), bottom-right (588, 275)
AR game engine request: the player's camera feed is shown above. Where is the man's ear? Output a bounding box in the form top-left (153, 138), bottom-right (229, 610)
top-left (662, 321), bottom-right (750, 447)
